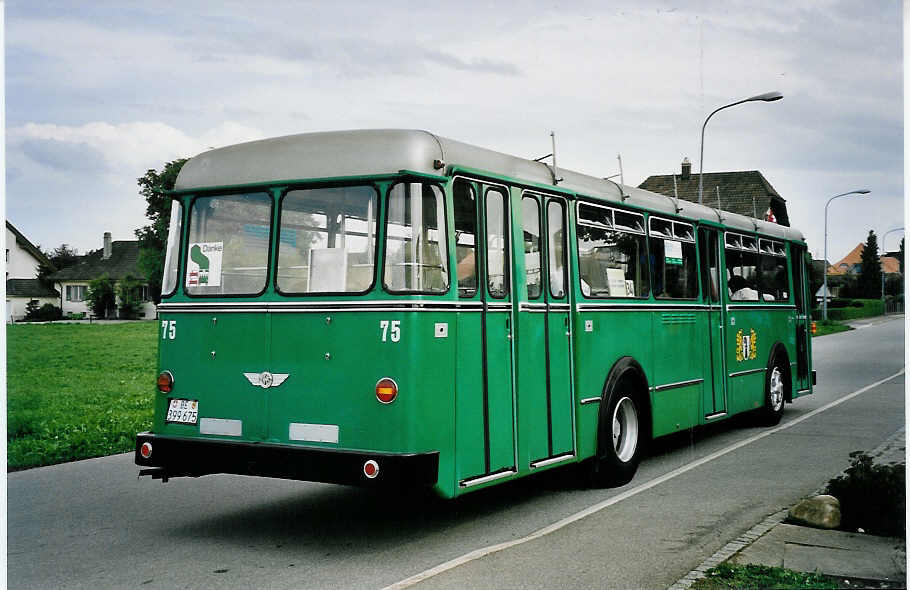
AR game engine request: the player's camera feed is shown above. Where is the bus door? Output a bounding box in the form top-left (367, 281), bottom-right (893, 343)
top-left (790, 244), bottom-right (812, 393)
top-left (698, 227), bottom-right (727, 418)
top-left (481, 184), bottom-right (517, 474)
top-left (519, 194), bottom-right (574, 469)
top-left (452, 178), bottom-right (516, 486)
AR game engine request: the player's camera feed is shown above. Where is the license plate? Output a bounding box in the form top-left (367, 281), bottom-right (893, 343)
top-left (166, 399), bottom-right (199, 424)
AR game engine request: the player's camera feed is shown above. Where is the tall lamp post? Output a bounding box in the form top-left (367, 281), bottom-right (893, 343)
top-left (880, 227), bottom-right (904, 313)
top-left (699, 91), bottom-right (784, 205)
top-left (823, 190), bottom-right (871, 320)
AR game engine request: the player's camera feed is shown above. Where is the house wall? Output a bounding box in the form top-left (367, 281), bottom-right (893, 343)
top-left (7, 295), bottom-right (59, 322)
top-left (6, 226), bottom-right (42, 279)
top-left (56, 281), bottom-right (157, 319)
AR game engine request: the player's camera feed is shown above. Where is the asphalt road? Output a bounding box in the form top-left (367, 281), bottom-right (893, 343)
top-left (8, 316), bottom-right (905, 589)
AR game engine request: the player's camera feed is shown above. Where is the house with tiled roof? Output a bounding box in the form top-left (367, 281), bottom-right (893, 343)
top-left (47, 232), bottom-right (155, 319)
top-left (828, 242), bottom-right (901, 276)
top-left (5, 221), bottom-right (60, 322)
top-left (638, 159), bottom-right (790, 226)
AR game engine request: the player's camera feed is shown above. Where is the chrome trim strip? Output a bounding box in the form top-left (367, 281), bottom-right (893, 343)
top-left (158, 301), bottom-right (504, 313)
top-left (458, 469), bottom-right (517, 488)
top-left (725, 304), bottom-right (796, 311)
top-left (797, 388), bottom-right (811, 395)
top-left (654, 378), bottom-right (704, 392)
top-left (580, 397), bottom-right (601, 405)
top-left (576, 303), bottom-right (709, 311)
top-left (705, 412), bottom-right (727, 421)
top-left (728, 367), bottom-right (767, 378)
top-left (529, 453), bottom-right (575, 469)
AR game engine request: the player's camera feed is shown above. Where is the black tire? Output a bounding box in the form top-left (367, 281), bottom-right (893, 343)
top-left (758, 355), bottom-right (786, 426)
top-left (589, 379), bottom-right (645, 487)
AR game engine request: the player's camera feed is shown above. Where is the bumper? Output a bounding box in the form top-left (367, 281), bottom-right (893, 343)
top-left (135, 433), bottom-right (439, 487)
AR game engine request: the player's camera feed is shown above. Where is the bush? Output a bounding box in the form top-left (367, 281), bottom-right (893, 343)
top-left (116, 276), bottom-right (144, 319)
top-left (825, 451), bottom-right (905, 536)
top-left (25, 303), bottom-right (62, 322)
top-left (86, 276), bottom-right (116, 318)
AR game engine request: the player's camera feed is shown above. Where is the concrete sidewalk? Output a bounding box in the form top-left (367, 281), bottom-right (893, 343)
top-left (671, 428), bottom-right (906, 589)
top-left (845, 313), bottom-right (904, 330)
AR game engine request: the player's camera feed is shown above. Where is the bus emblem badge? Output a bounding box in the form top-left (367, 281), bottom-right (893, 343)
top-left (244, 372), bottom-right (289, 389)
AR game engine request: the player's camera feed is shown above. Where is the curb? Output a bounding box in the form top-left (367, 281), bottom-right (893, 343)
top-left (668, 426), bottom-right (906, 590)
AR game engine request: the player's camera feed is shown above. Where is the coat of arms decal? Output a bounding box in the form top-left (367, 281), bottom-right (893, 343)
top-left (735, 328), bottom-right (758, 362)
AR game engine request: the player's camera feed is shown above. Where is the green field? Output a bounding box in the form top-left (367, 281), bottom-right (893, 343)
top-left (7, 322), bottom-right (157, 470)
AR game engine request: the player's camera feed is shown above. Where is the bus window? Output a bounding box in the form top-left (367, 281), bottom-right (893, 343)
top-left (757, 240), bottom-right (789, 301)
top-left (522, 197), bottom-right (542, 299)
top-left (485, 188), bottom-right (509, 298)
top-left (185, 192), bottom-right (272, 296)
top-left (277, 186), bottom-right (378, 294)
top-left (725, 232), bottom-right (759, 301)
top-left (383, 183), bottom-right (449, 294)
top-left (547, 201), bottom-right (567, 299)
top-left (454, 180), bottom-right (477, 298)
top-left (649, 217), bottom-right (697, 299)
top-left (161, 199), bottom-right (183, 298)
top-left (576, 203), bottom-right (649, 298)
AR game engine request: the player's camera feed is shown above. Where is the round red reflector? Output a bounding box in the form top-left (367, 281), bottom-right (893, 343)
top-left (140, 442), bottom-right (153, 459)
top-left (375, 377), bottom-right (398, 404)
top-left (157, 371), bottom-right (174, 393)
top-left (363, 460), bottom-right (379, 479)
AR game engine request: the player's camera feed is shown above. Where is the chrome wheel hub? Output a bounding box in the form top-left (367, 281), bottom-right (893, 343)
top-left (769, 366), bottom-right (784, 412)
top-left (612, 396), bottom-right (639, 463)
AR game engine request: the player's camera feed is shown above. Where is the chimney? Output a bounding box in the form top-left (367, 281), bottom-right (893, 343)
top-left (103, 232), bottom-right (112, 260)
top-left (681, 157), bottom-right (691, 180)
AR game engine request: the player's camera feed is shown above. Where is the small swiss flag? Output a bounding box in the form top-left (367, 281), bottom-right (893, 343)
top-left (765, 208), bottom-right (776, 223)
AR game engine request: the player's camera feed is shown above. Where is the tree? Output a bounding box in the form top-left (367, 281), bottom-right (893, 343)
top-left (116, 275), bottom-right (144, 319)
top-left (135, 159), bottom-right (187, 303)
top-left (858, 230), bottom-right (882, 298)
top-left (900, 238), bottom-right (904, 275)
top-left (37, 244), bottom-right (80, 287)
top-left (86, 276), bottom-right (116, 318)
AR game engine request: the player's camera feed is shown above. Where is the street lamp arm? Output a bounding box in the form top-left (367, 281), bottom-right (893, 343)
top-left (822, 189), bottom-right (871, 320)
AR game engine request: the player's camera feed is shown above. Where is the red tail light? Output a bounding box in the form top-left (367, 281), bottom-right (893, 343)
top-left (157, 371), bottom-right (174, 393)
top-left (363, 460), bottom-right (379, 479)
top-left (375, 377), bottom-right (398, 404)
top-left (140, 442), bottom-right (153, 459)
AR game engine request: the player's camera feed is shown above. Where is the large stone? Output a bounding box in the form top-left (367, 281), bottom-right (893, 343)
top-left (789, 495), bottom-right (842, 529)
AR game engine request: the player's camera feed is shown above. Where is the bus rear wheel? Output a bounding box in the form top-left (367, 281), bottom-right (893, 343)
top-left (589, 387), bottom-right (645, 487)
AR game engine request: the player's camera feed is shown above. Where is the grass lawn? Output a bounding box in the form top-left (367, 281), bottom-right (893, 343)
top-left (7, 321), bottom-right (157, 470)
top-left (693, 563), bottom-right (838, 589)
top-left (813, 320), bottom-right (853, 338)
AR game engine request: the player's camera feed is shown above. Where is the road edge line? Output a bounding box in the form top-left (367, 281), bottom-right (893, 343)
top-left (383, 369), bottom-right (905, 590)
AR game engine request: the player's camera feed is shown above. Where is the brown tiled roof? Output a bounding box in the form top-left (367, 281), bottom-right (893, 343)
top-left (47, 241), bottom-right (144, 281)
top-left (6, 278), bottom-right (59, 297)
top-left (638, 170), bottom-right (789, 226)
top-left (828, 243), bottom-right (902, 275)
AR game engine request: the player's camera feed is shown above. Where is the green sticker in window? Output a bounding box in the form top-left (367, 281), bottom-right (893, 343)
top-left (664, 239), bottom-right (683, 266)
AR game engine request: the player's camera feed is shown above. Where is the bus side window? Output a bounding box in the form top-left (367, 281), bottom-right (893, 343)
top-left (522, 197), bottom-right (542, 299)
top-left (454, 180), bottom-right (477, 297)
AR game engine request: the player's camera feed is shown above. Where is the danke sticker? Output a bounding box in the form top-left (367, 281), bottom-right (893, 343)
top-left (186, 242), bottom-right (224, 287)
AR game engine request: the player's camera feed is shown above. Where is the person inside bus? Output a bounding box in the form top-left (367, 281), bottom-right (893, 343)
top-left (728, 274), bottom-right (758, 301)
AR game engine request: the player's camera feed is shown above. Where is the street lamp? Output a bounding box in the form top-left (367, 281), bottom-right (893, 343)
top-left (823, 190), bottom-right (871, 321)
top-left (699, 91), bottom-right (783, 205)
top-left (880, 227), bottom-right (904, 313)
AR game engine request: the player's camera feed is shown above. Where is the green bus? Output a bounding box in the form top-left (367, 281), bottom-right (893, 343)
top-left (135, 129), bottom-right (815, 498)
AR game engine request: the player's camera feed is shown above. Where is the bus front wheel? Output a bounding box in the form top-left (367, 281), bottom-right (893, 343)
top-left (589, 385), bottom-right (645, 487)
top-left (758, 355), bottom-right (787, 426)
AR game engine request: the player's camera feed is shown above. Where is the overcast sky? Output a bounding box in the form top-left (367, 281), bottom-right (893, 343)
top-left (5, 0), bottom-right (903, 262)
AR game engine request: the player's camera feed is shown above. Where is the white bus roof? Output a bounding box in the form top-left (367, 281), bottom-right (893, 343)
top-left (175, 129), bottom-right (804, 243)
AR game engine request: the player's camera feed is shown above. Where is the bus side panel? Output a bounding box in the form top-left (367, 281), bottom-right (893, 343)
top-left (573, 310), bottom-right (652, 458)
top-left (725, 308), bottom-right (790, 414)
top-left (649, 309), bottom-right (702, 438)
top-left (156, 313), bottom-right (269, 441)
top-left (455, 312), bottom-right (486, 483)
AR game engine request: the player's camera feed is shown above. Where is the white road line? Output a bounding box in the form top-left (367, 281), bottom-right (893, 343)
top-left (383, 369), bottom-right (905, 590)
